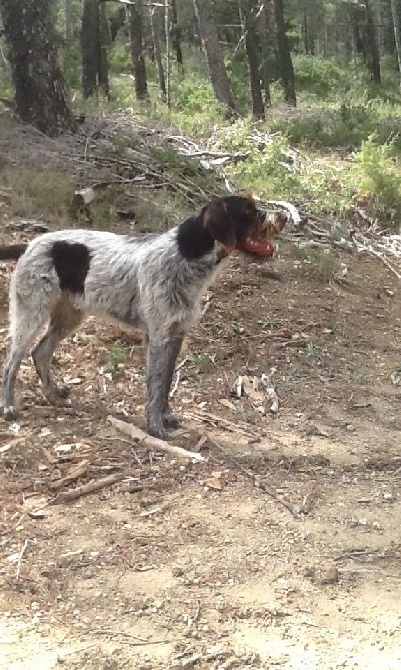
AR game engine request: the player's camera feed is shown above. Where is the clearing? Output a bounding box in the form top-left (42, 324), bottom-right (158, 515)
top-left (0, 119), bottom-right (400, 670)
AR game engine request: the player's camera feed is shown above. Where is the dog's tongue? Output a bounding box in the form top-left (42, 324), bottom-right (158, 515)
top-left (244, 238), bottom-right (276, 257)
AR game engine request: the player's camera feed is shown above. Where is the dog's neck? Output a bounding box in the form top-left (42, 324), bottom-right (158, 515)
top-left (176, 213), bottom-right (217, 260)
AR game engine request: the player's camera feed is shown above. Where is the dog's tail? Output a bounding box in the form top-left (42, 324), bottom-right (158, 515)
top-left (0, 244), bottom-right (28, 261)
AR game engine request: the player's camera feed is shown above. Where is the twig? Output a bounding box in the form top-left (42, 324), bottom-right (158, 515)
top-left (16, 538), bottom-right (29, 581)
top-left (93, 629), bottom-right (170, 646)
top-left (184, 409), bottom-right (256, 438)
top-left (206, 435), bottom-right (300, 519)
top-left (55, 472), bottom-right (125, 503)
top-left (192, 599), bottom-right (201, 624)
top-left (169, 370), bottom-right (181, 398)
top-left (108, 416), bottom-right (205, 461)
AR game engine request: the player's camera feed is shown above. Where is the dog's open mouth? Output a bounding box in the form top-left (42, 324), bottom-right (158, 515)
top-left (243, 237), bottom-right (277, 257)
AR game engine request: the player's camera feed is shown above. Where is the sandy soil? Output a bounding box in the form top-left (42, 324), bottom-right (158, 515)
top-left (0, 214), bottom-right (400, 669)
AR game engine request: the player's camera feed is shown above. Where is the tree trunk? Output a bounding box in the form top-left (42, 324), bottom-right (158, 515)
top-left (171, 0), bottom-right (183, 67)
top-left (238, 0), bottom-right (264, 119)
top-left (273, 0), bottom-right (297, 106)
top-left (0, 0), bottom-right (75, 136)
top-left (129, 0), bottom-right (149, 101)
top-left (150, 6), bottom-right (167, 100)
top-left (99, 3), bottom-right (110, 98)
top-left (258, 0), bottom-right (274, 106)
top-left (364, 0), bottom-right (381, 83)
top-left (390, 0), bottom-right (401, 83)
top-left (193, 0), bottom-right (235, 114)
top-left (81, 0), bottom-right (100, 98)
top-left (109, 7), bottom-right (126, 42)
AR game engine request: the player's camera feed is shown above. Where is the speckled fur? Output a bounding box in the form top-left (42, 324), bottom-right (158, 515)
top-left (0, 196), bottom-right (267, 438)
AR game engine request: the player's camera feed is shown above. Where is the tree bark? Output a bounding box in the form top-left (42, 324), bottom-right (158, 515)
top-left (273, 0), bottom-right (297, 106)
top-left (238, 0), bottom-right (264, 119)
top-left (80, 0), bottom-right (109, 98)
top-left (150, 6), bottom-right (167, 100)
top-left (99, 2), bottom-right (110, 98)
top-left (193, 0), bottom-right (235, 114)
top-left (129, 0), bottom-right (149, 101)
top-left (390, 0), bottom-right (401, 83)
top-left (258, 0), bottom-right (273, 106)
top-left (171, 0), bottom-right (183, 67)
top-left (364, 0), bottom-right (381, 83)
top-left (0, 0), bottom-right (75, 136)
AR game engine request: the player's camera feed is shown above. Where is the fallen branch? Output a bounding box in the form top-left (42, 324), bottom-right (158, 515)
top-left (55, 472), bottom-right (125, 503)
top-left (263, 200), bottom-right (302, 228)
top-left (352, 233), bottom-right (401, 280)
top-left (16, 538), bottom-right (29, 581)
top-left (108, 416), bottom-right (205, 461)
top-left (48, 460), bottom-right (89, 491)
top-left (184, 409), bottom-right (255, 438)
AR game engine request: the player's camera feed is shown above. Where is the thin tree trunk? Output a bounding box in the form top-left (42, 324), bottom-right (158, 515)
top-left (165, 0), bottom-right (171, 107)
top-left (150, 6), bottom-right (167, 100)
top-left (258, 0), bottom-right (272, 106)
top-left (364, 0), bottom-right (381, 83)
top-left (171, 0), bottom-right (183, 68)
top-left (238, 0), bottom-right (264, 119)
top-left (81, 0), bottom-right (100, 98)
top-left (0, 0), bottom-right (75, 136)
top-left (99, 3), bottom-right (110, 99)
top-left (390, 0), bottom-right (401, 83)
top-left (129, 0), bottom-right (149, 101)
top-left (273, 0), bottom-right (296, 106)
top-left (193, 0), bottom-right (235, 114)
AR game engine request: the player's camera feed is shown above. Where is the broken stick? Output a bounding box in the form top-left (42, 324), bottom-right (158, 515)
top-left (107, 416), bottom-right (205, 462)
top-left (55, 472), bottom-right (125, 503)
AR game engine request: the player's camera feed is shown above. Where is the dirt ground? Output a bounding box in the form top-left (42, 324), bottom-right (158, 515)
top-left (0, 218), bottom-right (401, 669)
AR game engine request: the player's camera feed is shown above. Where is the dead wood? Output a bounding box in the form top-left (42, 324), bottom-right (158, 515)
top-left (107, 416), bottom-right (205, 461)
top-left (185, 409), bottom-right (256, 438)
top-left (48, 460), bottom-right (90, 491)
top-left (55, 472), bottom-right (125, 503)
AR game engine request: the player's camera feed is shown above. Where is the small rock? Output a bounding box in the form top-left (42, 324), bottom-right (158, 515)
top-left (319, 567), bottom-right (339, 585)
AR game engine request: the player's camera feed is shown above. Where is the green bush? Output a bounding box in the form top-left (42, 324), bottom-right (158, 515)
top-left (352, 134), bottom-right (401, 225)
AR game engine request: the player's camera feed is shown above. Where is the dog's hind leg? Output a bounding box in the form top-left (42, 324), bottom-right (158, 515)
top-left (1, 300), bottom-right (49, 420)
top-left (31, 297), bottom-right (84, 404)
top-left (161, 335), bottom-right (183, 429)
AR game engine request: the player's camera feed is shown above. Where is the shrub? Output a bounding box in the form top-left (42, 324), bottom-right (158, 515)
top-left (352, 134), bottom-right (401, 225)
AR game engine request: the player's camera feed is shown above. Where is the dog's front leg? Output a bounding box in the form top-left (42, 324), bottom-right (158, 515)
top-left (146, 336), bottom-right (182, 440)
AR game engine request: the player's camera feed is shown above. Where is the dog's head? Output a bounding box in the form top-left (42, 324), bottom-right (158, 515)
top-left (203, 195), bottom-right (287, 259)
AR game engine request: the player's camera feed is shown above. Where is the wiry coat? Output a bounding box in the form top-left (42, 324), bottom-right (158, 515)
top-left (0, 195), bottom-right (283, 439)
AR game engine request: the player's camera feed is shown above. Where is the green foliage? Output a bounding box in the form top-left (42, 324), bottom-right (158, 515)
top-left (107, 343), bottom-right (126, 373)
top-left (187, 352), bottom-right (216, 372)
top-left (214, 120), bottom-right (354, 215)
top-left (292, 246), bottom-right (339, 283)
top-left (294, 56), bottom-right (347, 98)
top-left (352, 135), bottom-right (401, 224)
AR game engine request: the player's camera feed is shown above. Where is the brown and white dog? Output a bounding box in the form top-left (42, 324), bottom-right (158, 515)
top-left (0, 195), bottom-right (287, 439)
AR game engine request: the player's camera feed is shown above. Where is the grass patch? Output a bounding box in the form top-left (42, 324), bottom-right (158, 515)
top-left (0, 166), bottom-right (76, 225)
top-left (292, 245), bottom-right (340, 283)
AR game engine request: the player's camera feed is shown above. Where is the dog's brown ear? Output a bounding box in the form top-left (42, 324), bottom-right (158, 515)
top-left (203, 202), bottom-right (236, 253)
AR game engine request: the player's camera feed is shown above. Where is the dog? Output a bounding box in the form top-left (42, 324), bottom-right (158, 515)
top-left (0, 195), bottom-right (286, 439)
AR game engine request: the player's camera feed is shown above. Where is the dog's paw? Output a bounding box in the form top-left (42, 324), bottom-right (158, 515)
top-left (3, 405), bottom-right (17, 421)
top-left (147, 422), bottom-right (169, 442)
top-left (43, 384), bottom-right (71, 405)
top-left (54, 383), bottom-right (70, 399)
